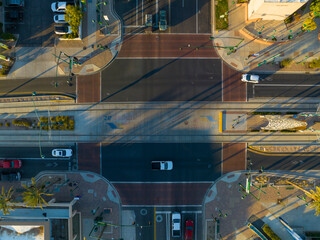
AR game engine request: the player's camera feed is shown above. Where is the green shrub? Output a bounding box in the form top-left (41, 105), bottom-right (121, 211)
top-left (215, 0), bottom-right (229, 30)
top-left (262, 224), bottom-right (281, 240)
top-left (5, 122), bottom-right (10, 127)
top-left (0, 33), bottom-right (16, 40)
top-left (280, 58), bottom-right (293, 68)
top-left (286, 112), bottom-right (299, 115)
top-left (309, 57), bottom-right (320, 68)
top-left (0, 123), bottom-right (3, 127)
top-left (12, 119), bottom-right (32, 127)
top-left (0, 2), bottom-right (2, 6)
top-left (250, 129), bottom-right (260, 132)
top-left (252, 112), bottom-right (282, 115)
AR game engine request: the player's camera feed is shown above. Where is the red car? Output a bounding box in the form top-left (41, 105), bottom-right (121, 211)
top-left (0, 159), bottom-right (22, 168)
top-left (185, 220), bottom-right (194, 240)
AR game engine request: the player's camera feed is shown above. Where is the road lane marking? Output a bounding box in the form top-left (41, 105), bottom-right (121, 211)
top-left (154, 207), bottom-right (157, 240)
top-left (117, 57), bottom-right (221, 59)
top-left (181, 210), bottom-right (202, 213)
top-left (196, 0), bottom-right (198, 33)
top-left (156, 0), bottom-right (159, 24)
top-left (122, 204), bottom-right (202, 207)
top-left (136, 0), bottom-right (138, 25)
top-left (142, 0), bottom-right (144, 25)
top-left (182, 0), bottom-right (184, 7)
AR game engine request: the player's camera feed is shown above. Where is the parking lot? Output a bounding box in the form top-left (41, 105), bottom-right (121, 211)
top-left (115, 0), bottom-right (211, 34)
top-left (5, 0), bottom-right (56, 47)
top-left (122, 206), bottom-right (203, 240)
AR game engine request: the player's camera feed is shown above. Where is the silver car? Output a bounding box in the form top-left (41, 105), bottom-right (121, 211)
top-left (52, 149), bottom-right (73, 157)
top-left (54, 14), bottom-right (66, 23)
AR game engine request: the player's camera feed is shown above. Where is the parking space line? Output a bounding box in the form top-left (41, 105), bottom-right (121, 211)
top-left (181, 210), bottom-right (202, 213)
top-left (166, 213), bottom-right (170, 240)
top-left (154, 207), bottom-right (157, 240)
top-left (195, 212), bottom-right (198, 240)
top-left (156, 211), bottom-right (171, 214)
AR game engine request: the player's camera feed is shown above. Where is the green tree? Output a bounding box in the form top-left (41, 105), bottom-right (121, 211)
top-left (0, 186), bottom-right (15, 215)
top-left (302, 18), bottom-right (317, 31)
top-left (65, 5), bottom-right (83, 36)
top-left (287, 181), bottom-right (320, 216)
top-left (22, 178), bottom-right (53, 209)
top-left (310, 0), bottom-right (320, 18)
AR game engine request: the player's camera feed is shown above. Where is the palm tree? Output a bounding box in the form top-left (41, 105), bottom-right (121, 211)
top-left (287, 180), bottom-right (320, 216)
top-left (22, 178), bottom-right (53, 209)
top-left (0, 186), bottom-right (15, 215)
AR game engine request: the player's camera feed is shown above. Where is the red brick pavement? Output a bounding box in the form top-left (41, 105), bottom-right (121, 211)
top-left (113, 182), bottom-right (211, 205)
top-left (77, 143), bottom-right (101, 174)
top-left (222, 143), bottom-right (246, 174)
top-left (77, 73), bottom-right (101, 103)
top-left (118, 34), bottom-right (218, 58)
top-left (222, 62), bottom-right (246, 102)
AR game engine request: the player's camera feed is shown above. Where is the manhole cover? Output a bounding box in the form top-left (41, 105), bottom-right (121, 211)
top-left (156, 215), bottom-right (163, 223)
top-left (140, 209), bottom-right (147, 216)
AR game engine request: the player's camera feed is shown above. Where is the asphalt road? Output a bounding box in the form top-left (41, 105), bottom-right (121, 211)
top-left (248, 149), bottom-right (320, 171)
top-left (0, 147), bottom-right (74, 179)
top-left (247, 73), bottom-right (320, 99)
top-left (115, 0), bottom-right (211, 33)
top-left (0, 76), bottom-right (75, 98)
top-left (101, 59), bottom-right (222, 102)
top-left (101, 143), bottom-right (222, 182)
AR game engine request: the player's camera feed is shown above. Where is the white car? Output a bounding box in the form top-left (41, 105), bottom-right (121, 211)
top-left (51, 1), bottom-right (67, 12)
top-left (54, 25), bottom-right (72, 35)
top-left (241, 74), bottom-right (260, 84)
top-left (52, 149), bottom-right (72, 157)
top-left (172, 212), bottom-right (181, 237)
top-left (54, 14), bottom-right (66, 23)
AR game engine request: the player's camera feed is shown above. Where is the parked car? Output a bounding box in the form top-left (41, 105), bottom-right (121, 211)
top-left (152, 161), bottom-right (173, 170)
top-left (52, 149), bottom-right (72, 157)
top-left (241, 74), bottom-right (260, 84)
top-left (185, 220), bottom-right (194, 240)
top-left (0, 159), bottom-right (22, 168)
top-left (1, 172), bottom-right (21, 181)
top-left (6, 0), bottom-right (24, 7)
top-left (51, 1), bottom-right (69, 12)
top-left (159, 10), bottom-right (167, 31)
top-left (54, 25), bottom-right (72, 35)
top-left (54, 14), bottom-right (66, 23)
top-left (172, 212), bottom-right (181, 238)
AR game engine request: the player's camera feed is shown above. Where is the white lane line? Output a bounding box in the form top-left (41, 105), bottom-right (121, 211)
top-left (256, 84), bottom-right (320, 87)
top-left (142, 0), bottom-right (144, 25)
top-left (136, 0), bottom-right (138, 25)
top-left (157, 211), bottom-right (171, 214)
top-left (156, 0), bottom-right (159, 24)
top-left (166, 213), bottom-right (170, 240)
top-left (122, 205), bottom-right (203, 207)
top-left (181, 210), bottom-right (202, 213)
top-left (182, 0), bottom-right (184, 7)
top-left (196, 0), bottom-right (199, 33)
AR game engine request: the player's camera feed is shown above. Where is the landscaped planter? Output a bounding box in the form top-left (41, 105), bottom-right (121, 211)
top-left (0, 116), bottom-right (74, 131)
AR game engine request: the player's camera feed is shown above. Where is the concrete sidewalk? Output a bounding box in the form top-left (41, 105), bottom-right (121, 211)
top-left (3, 0), bottom-right (121, 79)
top-left (0, 101), bottom-right (318, 144)
top-left (211, 0), bottom-right (320, 73)
top-left (34, 171), bottom-right (121, 240)
top-left (204, 170), bottom-right (320, 240)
